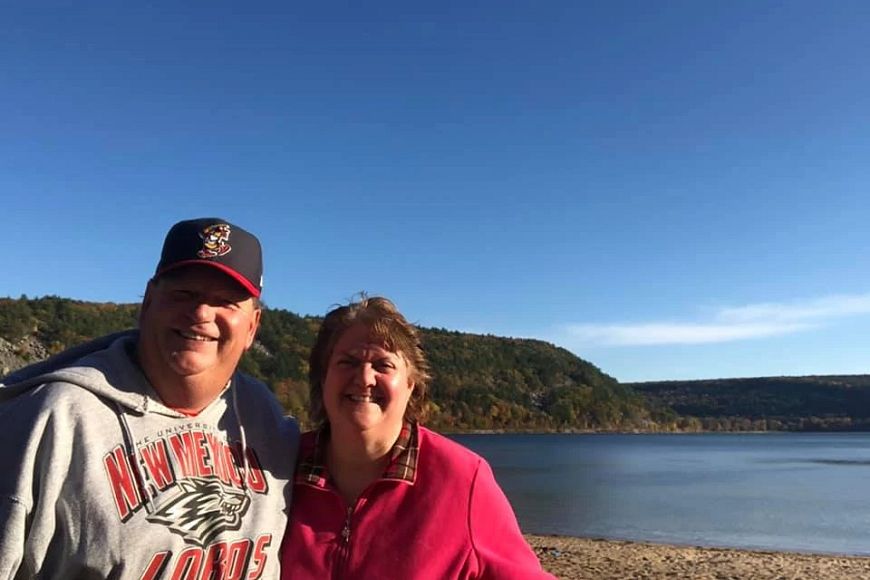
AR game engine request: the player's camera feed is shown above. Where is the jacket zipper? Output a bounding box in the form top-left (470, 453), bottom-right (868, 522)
top-left (341, 505), bottom-right (353, 543)
top-left (334, 505), bottom-right (354, 579)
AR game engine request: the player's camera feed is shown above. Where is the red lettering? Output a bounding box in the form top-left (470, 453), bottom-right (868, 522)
top-left (244, 449), bottom-right (267, 494)
top-left (199, 542), bottom-right (227, 580)
top-left (103, 445), bottom-right (140, 521)
top-left (224, 445), bottom-right (242, 487)
top-left (141, 441), bottom-right (175, 491)
top-left (246, 534), bottom-right (271, 580)
top-left (206, 434), bottom-right (230, 485)
top-left (143, 540), bottom-right (259, 580)
top-left (171, 547), bottom-right (203, 580)
top-left (140, 551), bottom-right (171, 580)
top-left (169, 433), bottom-right (197, 477)
top-left (191, 431), bottom-right (213, 478)
top-left (224, 540), bottom-right (252, 580)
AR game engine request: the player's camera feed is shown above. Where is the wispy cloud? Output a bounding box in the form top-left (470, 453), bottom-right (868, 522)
top-left (563, 293), bottom-right (870, 346)
top-left (718, 294), bottom-right (870, 323)
top-left (566, 321), bottom-right (812, 346)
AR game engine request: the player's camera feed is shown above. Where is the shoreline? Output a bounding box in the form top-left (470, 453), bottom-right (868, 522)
top-left (525, 534), bottom-right (870, 580)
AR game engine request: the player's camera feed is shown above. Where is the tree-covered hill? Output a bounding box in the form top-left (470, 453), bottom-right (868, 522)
top-left (0, 296), bottom-right (657, 432)
top-left (422, 329), bottom-right (652, 431)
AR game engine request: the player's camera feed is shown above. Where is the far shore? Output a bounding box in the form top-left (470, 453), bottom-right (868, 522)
top-left (526, 534), bottom-right (870, 580)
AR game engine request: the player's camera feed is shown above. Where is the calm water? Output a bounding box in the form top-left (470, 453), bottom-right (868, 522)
top-left (451, 432), bottom-right (870, 555)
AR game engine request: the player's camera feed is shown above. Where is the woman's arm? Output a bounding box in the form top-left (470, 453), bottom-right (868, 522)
top-left (468, 459), bottom-right (557, 579)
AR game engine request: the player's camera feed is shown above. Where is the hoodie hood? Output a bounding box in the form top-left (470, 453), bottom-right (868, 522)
top-left (1, 330), bottom-right (183, 417)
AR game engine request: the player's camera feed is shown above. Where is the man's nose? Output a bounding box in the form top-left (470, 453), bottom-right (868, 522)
top-left (186, 300), bottom-right (215, 322)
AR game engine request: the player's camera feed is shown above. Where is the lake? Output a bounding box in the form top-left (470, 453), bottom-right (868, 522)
top-left (450, 432), bottom-right (870, 556)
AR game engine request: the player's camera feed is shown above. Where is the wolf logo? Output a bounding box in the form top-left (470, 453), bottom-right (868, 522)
top-left (197, 223), bottom-right (232, 258)
top-left (147, 478), bottom-right (251, 546)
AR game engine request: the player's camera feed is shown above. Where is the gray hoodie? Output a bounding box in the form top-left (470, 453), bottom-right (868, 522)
top-left (0, 331), bottom-right (299, 579)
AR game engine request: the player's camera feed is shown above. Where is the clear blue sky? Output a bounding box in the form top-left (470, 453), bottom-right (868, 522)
top-left (3, 1), bottom-right (870, 382)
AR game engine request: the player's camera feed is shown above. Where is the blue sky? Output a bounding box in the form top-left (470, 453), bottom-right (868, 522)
top-left (3, 1), bottom-right (870, 382)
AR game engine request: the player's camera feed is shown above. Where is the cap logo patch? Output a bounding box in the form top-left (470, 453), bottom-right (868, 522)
top-left (197, 224), bottom-right (232, 258)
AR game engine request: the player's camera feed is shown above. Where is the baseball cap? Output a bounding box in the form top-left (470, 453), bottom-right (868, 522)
top-left (154, 218), bottom-right (263, 298)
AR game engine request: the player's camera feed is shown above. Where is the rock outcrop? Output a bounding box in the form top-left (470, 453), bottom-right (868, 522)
top-left (0, 336), bottom-right (49, 377)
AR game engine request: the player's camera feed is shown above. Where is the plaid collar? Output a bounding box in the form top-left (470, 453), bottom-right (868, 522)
top-left (296, 421), bottom-right (419, 488)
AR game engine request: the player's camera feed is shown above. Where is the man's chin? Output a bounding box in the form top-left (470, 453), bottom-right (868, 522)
top-left (167, 354), bottom-right (216, 378)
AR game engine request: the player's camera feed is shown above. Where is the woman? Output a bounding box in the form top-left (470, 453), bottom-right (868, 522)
top-left (281, 296), bottom-right (554, 579)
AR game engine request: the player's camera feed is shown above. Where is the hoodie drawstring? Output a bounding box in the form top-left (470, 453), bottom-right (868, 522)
top-left (232, 377), bottom-right (251, 493)
top-left (115, 402), bottom-right (156, 515)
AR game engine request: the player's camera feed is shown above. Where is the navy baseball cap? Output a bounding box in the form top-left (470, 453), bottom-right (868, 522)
top-left (154, 218), bottom-right (263, 298)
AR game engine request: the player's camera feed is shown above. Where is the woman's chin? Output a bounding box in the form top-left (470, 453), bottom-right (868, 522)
top-left (333, 407), bottom-right (400, 435)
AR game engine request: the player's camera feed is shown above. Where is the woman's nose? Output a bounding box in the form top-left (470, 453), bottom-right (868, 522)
top-left (356, 363), bottom-right (376, 387)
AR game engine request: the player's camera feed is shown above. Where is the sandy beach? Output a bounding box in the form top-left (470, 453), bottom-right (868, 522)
top-left (526, 535), bottom-right (870, 579)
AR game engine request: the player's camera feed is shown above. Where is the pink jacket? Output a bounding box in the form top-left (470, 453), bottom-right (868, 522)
top-left (281, 425), bottom-right (554, 579)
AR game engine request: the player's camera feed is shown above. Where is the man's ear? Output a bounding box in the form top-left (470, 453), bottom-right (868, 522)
top-left (139, 279), bottom-right (156, 326)
top-left (244, 306), bottom-right (262, 349)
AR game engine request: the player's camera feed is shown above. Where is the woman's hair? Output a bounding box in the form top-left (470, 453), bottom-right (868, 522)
top-left (308, 295), bottom-right (432, 427)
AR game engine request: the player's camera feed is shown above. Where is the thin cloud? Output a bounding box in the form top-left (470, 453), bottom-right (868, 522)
top-left (718, 294), bottom-right (870, 323)
top-left (565, 321), bottom-right (812, 346)
top-left (563, 293), bottom-right (870, 346)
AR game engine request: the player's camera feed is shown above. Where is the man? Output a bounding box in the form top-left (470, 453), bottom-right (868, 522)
top-left (0, 218), bottom-right (299, 579)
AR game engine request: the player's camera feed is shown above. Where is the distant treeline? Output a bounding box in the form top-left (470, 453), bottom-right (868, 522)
top-left (1, 296), bottom-right (655, 432)
top-left (631, 377), bottom-right (870, 431)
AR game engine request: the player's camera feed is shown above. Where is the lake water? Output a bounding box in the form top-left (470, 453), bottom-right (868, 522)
top-left (450, 432), bottom-right (870, 556)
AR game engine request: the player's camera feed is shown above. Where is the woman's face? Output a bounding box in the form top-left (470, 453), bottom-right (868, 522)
top-left (322, 323), bottom-right (415, 438)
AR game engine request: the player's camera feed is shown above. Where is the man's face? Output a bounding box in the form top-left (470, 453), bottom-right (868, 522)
top-left (138, 265), bottom-right (261, 389)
